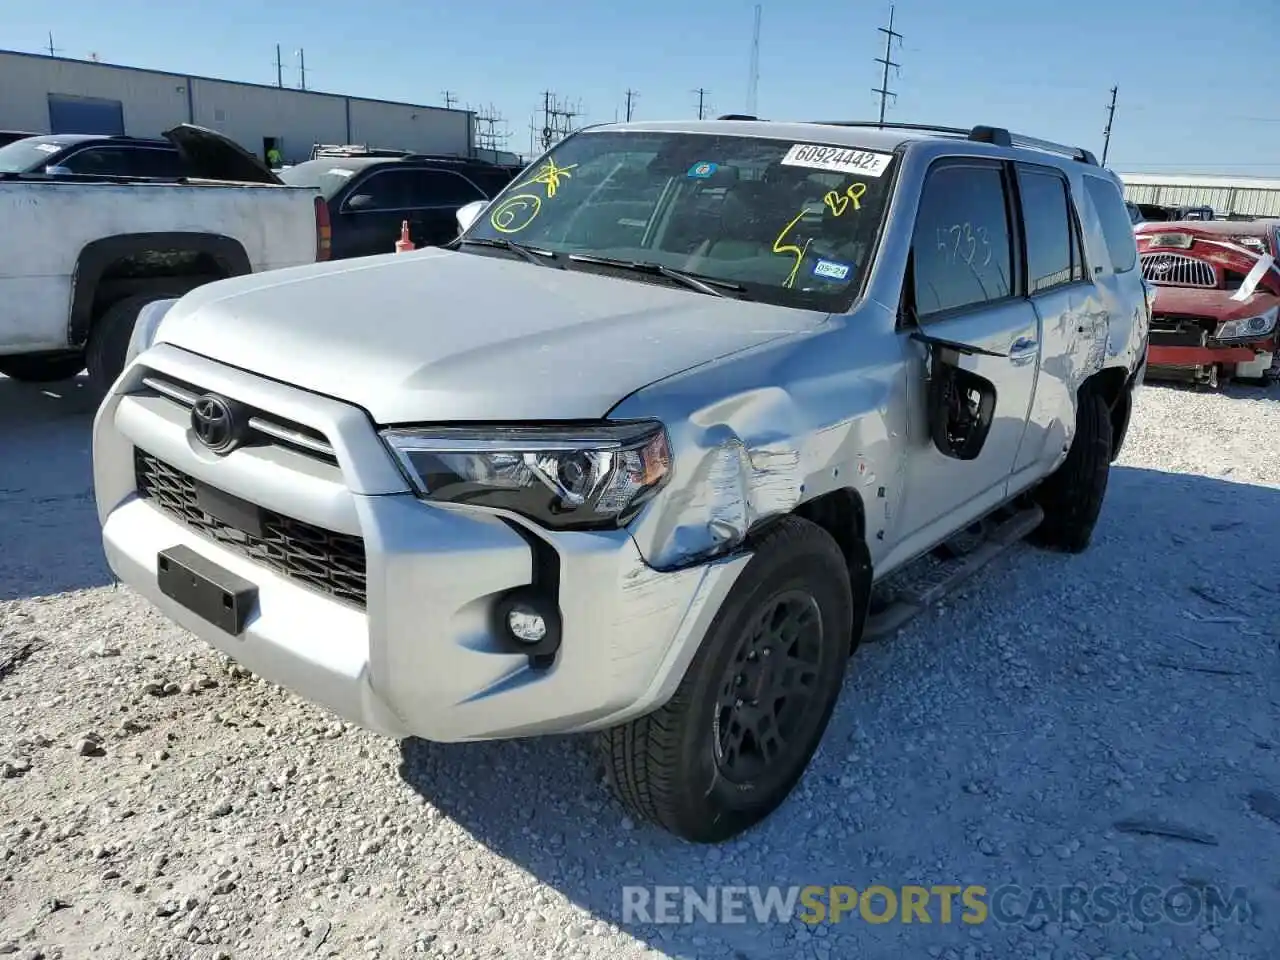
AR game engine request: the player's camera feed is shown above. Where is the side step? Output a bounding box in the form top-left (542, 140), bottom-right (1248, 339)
top-left (861, 502), bottom-right (1044, 643)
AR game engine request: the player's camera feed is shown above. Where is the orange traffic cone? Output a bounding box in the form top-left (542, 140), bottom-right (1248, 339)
top-left (395, 221), bottom-right (415, 253)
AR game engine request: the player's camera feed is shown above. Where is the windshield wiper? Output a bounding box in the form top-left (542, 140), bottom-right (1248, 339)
top-left (566, 254), bottom-right (744, 299)
top-left (458, 236), bottom-right (558, 266)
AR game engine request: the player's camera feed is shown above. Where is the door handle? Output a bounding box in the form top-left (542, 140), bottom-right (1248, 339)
top-left (1008, 336), bottom-right (1038, 360)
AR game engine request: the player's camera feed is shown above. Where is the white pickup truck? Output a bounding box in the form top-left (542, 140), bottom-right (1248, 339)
top-left (0, 124), bottom-right (329, 392)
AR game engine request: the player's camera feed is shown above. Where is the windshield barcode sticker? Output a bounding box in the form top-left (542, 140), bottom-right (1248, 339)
top-left (780, 144), bottom-right (893, 177)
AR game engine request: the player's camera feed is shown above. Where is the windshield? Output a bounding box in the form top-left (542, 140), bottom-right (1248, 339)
top-left (461, 130), bottom-right (898, 311)
top-left (279, 159), bottom-right (365, 200)
top-left (0, 138), bottom-right (68, 173)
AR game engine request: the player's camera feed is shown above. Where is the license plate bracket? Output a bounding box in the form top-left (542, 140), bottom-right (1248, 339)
top-left (157, 545), bottom-right (258, 636)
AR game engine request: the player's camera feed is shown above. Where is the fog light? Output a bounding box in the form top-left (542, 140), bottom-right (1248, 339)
top-left (492, 587), bottom-right (562, 661)
top-left (507, 606), bottom-right (547, 644)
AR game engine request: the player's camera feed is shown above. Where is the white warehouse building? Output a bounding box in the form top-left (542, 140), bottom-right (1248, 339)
top-left (0, 49), bottom-right (476, 165)
top-left (1118, 172), bottom-right (1280, 218)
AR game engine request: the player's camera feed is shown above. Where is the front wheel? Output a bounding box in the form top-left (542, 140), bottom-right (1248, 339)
top-left (86, 294), bottom-right (174, 396)
top-left (599, 516), bottom-right (855, 843)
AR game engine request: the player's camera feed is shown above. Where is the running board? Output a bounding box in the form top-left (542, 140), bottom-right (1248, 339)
top-left (861, 502), bottom-right (1045, 643)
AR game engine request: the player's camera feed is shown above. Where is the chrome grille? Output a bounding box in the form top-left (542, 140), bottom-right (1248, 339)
top-left (135, 450), bottom-right (367, 607)
top-left (1140, 253), bottom-right (1216, 288)
top-left (137, 371), bottom-right (337, 464)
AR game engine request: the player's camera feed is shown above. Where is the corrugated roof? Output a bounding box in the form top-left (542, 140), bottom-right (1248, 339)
top-left (1118, 172), bottom-right (1280, 191)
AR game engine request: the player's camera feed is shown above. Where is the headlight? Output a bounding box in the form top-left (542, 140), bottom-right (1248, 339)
top-left (124, 298), bottom-right (180, 368)
top-left (381, 421), bottom-right (672, 530)
top-left (1214, 306), bottom-right (1278, 342)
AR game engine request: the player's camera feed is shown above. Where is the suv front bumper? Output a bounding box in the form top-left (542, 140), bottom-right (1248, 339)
top-left (93, 344), bottom-right (749, 742)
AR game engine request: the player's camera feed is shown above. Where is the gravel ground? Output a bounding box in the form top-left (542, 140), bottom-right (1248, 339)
top-left (1, 374), bottom-right (1278, 960)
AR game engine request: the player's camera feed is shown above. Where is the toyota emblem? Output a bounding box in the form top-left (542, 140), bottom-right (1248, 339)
top-left (190, 394), bottom-right (240, 454)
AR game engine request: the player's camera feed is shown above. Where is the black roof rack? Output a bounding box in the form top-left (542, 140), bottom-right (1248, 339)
top-left (807, 121), bottom-right (1099, 166)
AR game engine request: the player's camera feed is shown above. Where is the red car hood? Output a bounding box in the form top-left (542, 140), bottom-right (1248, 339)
top-left (1152, 286), bottom-right (1280, 321)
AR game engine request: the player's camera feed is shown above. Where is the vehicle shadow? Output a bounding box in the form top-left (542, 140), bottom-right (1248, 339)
top-left (0, 375), bottom-right (113, 600)
top-left (397, 464), bottom-right (1280, 958)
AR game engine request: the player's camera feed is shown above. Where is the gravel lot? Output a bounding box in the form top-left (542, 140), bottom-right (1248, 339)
top-left (1, 374), bottom-right (1278, 960)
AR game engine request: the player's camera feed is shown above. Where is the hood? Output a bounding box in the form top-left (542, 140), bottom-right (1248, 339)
top-left (1151, 285), bottom-right (1280, 321)
top-left (155, 250), bottom-right (823, 423)
top-left (162, 124), bottom-right (282, 184)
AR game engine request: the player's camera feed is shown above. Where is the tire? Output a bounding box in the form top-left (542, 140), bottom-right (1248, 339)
top-left (0, 353), bottom-right (85, 382)
top-left (85, 294), bottom-right (172, 396)
top-left (1031, 387), bottom-right (1113, 553)
top-left (599, 515), bottom-right (856, 843)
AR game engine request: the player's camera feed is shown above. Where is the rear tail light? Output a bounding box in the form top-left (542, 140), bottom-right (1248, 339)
top-left (314, 195), bottom-right (332, 262)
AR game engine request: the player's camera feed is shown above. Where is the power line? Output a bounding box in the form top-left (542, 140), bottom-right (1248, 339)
top-left (624, 89), bottom-right (638, 122)
top-left (873, 4), bottom-right (903, 125)
top-left (693, 88), bottom-right (711, 120)
top-left (1102, 85), bottom-right (1118, 167)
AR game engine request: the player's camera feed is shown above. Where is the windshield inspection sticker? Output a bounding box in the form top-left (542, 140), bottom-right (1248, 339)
top-left (687, 161), bottom-right (719, 178)
top-left (781, 144), bottom-right (892, 177)
top-left (813, 259), bottom-right (852, 281)
top-left (34, 143), bottom-right (60, 154)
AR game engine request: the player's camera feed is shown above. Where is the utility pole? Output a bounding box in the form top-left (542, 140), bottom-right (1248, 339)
top-left (1102, 85), bottom-right (1118, 167)
top-left (694, 88), bottom-right (710, 120)
top-left (746, 4), bottom-right (761, 116)
top-left (442, 91), bottom-right (458, 110)
top-left (296, 48), bottom-right (307, 91)
top-left (46, 32), bottom-right (61, 57)
top-left (275, 44), bottom-right (284, 88)
top-left (873, 5), bottom-right (903, 125)
top-left (624, 89), bottom-right (638, 122)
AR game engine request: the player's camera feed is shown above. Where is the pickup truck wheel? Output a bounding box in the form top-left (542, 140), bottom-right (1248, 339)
top-left (86, 294), bottom-right (169, 396)
top-left (0, 353), bottom-right (85, 382)
top-left (598, 516), bottom-right (854, 843)
top-left (1031, 388), bottom-right (1113, 553)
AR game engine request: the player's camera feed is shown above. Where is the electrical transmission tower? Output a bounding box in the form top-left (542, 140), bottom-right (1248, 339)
top-left (473, 103), bottom-right (510, 158)
top-left (534, 92), bottom-right (582, 150)
top-left (873, 5), bottom-right (903, 125)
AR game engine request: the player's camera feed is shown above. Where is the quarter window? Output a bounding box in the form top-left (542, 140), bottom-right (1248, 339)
top-left (1017, 166), bottom-right (1085, 293)
top-left (407, 169), bottom-right (485, 206)
top-left (911, 162), bottom-right (1014, 318)
top-left (1084, 176), bottom-right (1138, 274)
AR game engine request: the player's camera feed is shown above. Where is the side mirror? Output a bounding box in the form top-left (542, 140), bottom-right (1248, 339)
top-left (455, 199), bottom-right (487, 234)
top-left (911, 331), bottom-right (999, 461)
top-left (345, 193), bottom-right (375, 211)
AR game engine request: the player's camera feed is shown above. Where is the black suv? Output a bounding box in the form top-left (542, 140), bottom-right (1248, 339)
top-left (0, 133), bottom-right (192, 177)
top-left (280, 152), bottom-right (522, 259)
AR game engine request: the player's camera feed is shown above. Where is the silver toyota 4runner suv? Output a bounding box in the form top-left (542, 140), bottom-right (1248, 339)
top-left (93, 118), bottom-right (1148, 843)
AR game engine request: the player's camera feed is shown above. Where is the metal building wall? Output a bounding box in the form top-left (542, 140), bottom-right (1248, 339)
top-left (190, 79), bottom-right (348, 162)
top-left (0, 51), bottom-right (189, 136)
top-left (347, 99), bottom-right (472, 157)
top-left (0, 50), bottom-right (474, 164)
top-left (1122, 177), bottom-right (1280, 217)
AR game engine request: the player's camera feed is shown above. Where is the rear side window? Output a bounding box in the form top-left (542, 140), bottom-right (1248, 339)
top-left (1017, 165), bottom-right (1086, 293)
top-left (1084, 176), bottom-right (1137, 274)
top-left (911, 161), bottom-right (1014, 318)
top-left (406, 169), bottom-right (486, 206)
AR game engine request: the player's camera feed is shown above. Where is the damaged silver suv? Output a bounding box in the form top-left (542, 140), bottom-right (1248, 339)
top-left (93, 118), bottom-right (1148, 842)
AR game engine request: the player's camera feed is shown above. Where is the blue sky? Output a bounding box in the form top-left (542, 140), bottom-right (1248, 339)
top-left (5, 0), bottom-right (1279, 174)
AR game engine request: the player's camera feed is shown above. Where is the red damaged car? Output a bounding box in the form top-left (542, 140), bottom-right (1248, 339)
top-left (1135, 218), bottom-right (1279, 386)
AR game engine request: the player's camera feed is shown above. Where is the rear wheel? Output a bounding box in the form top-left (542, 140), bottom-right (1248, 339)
top-left (599, 516), bottom-right (856, 842)
top-left (1031, 388), bottom-right (1113, 553)
top-left (0, 352), bottom-right (85, 383)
